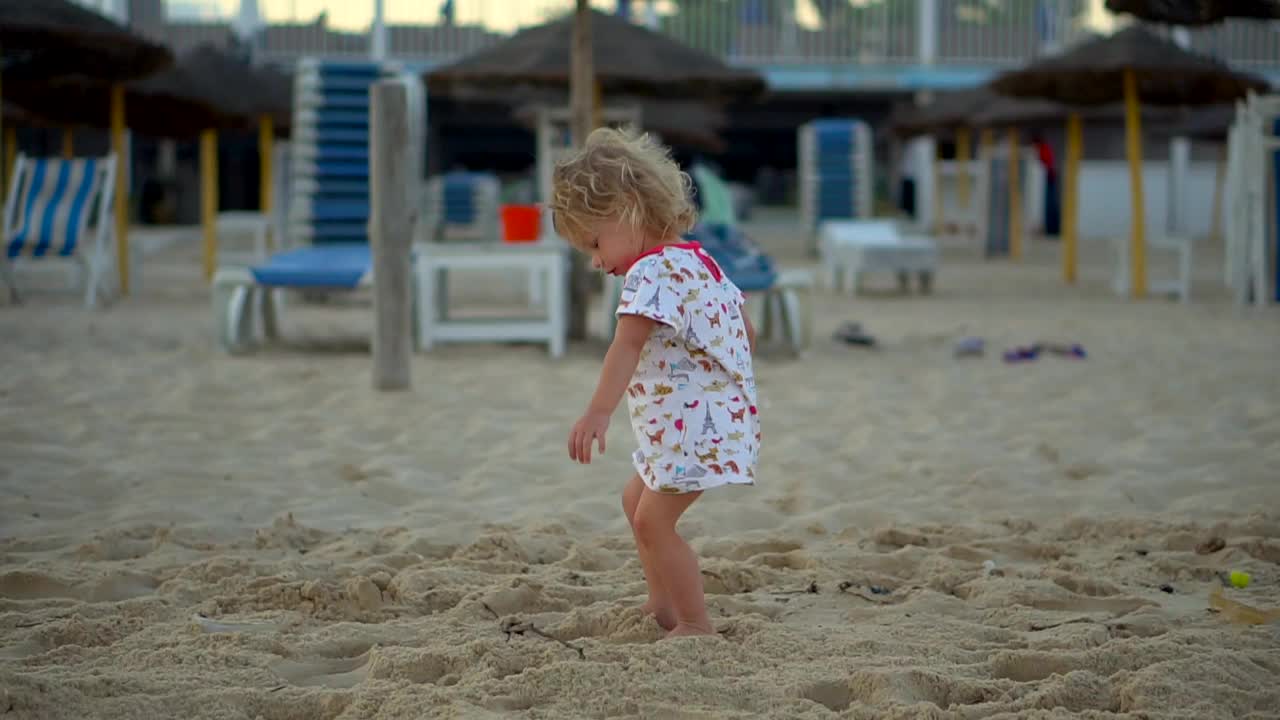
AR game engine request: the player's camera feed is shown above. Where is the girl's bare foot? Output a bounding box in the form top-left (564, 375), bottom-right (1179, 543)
top-left (639, 600), bottom-right (677, 631)
top-left (664, 621), bottom-right (715, 639)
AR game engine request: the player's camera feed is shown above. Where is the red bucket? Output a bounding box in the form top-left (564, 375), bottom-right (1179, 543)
top-left (501, 204), bottom-right (541, 243)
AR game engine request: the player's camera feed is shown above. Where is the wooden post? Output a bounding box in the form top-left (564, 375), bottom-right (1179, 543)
top-left (369, 80), bottom-right (413, 392)
top-left (1122, 68), bottom-right (1146, 298)
top-left (110, 84), bottom-right (129, 295)
top-left (956, 127), bottom-right (971, 209)
top-left (62, 128), bottom-right (74, 159)
top-left (570, 0), bottom-right (594, 147)
top-left (259, 115), bottom-right (274, 216)
top-left (200, 129), bottom-right (218, 282)
top-left (567, 0), bottom-right (595, 341)
top-left (1062, 112), bottom-right (1082, 285)
top-left (1007, 127), bottom-right (1022, 260)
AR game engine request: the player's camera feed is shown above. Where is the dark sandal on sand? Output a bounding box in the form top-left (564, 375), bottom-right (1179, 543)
top-left (834, 322), bottom-right (876, 347)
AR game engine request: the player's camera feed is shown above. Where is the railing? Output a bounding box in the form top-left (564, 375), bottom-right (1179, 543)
top-left (1185, 19), bottom-right (1280, 69)
top-left (73, 0), bottom-right (1280, 72)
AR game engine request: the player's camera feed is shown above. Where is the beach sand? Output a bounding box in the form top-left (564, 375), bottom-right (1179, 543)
top-left (2, 219), bottom-right (1279, 719)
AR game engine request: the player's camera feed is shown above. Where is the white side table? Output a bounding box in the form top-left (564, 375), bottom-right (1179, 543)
top-left (414, 241), bottom-right (569, 358)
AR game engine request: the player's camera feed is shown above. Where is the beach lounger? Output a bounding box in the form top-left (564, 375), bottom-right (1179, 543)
top-left (2, 153), bottom-right (117, 308)
top-left (604, 222), bottom-right (813, 356)
top-left (818, 219), bottom-right (938, 294)
top-left (605, 163), bottom-right (813, 353)
top-left (212, 243), bottom-right (404, 353)
top-left (419, 171), bottom-right (500, 243)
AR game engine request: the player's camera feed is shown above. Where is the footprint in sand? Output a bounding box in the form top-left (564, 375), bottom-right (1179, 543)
top-left (270, 652), bottom-right (371, 689)
top-left (0, 571), bottom-right (77, 600)
top-left (828, 669), bottom-right (998, 710)
top-left (0, 570), bottom-right (157, 602)
top-left (192, 614), bottom-right (287, 635)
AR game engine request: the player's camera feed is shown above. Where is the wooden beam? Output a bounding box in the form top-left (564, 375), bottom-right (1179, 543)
top-left (567, 0), bottom-right (595, 342)
top-left (1123, 68), bottom-right (1146, 298)
top-left (1062, 113), bottom-right (1082, 285)
top-left (259, 115), bottom-right (274, 220)
top-left (110, 85), bottom-right (129, 295)
top-left (201, 129), bottom-right (218, 282)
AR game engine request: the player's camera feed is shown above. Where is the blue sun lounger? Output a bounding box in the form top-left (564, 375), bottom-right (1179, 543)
top-left (603, 221), bottom-right (811, 354)
top-left (212, 243), bottom-right (415, 353)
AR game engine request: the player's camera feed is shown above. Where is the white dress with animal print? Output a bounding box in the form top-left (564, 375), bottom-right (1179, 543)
top-left (616, 242), bottom-right (760, 494)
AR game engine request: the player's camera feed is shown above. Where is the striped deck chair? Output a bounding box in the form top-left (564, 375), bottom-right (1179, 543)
top-left (2, 154), bottom-right (117, 308)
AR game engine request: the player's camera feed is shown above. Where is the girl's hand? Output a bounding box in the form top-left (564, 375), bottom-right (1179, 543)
top-left (568, 411), bottom-right (610, 464)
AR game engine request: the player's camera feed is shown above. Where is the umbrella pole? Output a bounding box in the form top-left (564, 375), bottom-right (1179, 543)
top-left (1008, 128), bottom-right (1022, 260)
top-left (1063, 113), bottom-right (1082, 285)
top-left (956, 127), bottom-right (971, 210)
top-left (1122, 69), bottom-right (1146, 298)
top-left (62, 128), bottom-right (74, 159)
top-left (259, 115), bottom-right (274, 248)
top-left (201, 129), bottom-right (218, 282)
top-left (567, 0), bottom-right (594, 341)
top-left (111, 85), bottom-right (129, 295)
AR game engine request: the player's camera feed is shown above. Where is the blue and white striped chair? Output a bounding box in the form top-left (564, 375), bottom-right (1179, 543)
top-left (2, 154), bottom-right (117, 308)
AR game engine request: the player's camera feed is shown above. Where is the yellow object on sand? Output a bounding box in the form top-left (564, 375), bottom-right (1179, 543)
top-left (1208, 586), bottom-right (1277, 625)
top-left (1229, 571), bottom-right (1251, 589)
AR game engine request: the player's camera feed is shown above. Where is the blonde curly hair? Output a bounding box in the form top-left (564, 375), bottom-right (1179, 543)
top-left (549, 126), bottom-right (697, 252)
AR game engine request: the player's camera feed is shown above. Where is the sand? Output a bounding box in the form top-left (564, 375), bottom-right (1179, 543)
top-left (2, 218), bottom-right (1279, 719)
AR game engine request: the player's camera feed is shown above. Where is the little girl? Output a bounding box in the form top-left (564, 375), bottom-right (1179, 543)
top-left (551, 127), bottom-right (760, 638)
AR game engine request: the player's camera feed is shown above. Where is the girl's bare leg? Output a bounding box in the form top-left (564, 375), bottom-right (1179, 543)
top-left (622, 474), bottom-right (675, 630)
top-left (632, 487), bottom-right (712, 638)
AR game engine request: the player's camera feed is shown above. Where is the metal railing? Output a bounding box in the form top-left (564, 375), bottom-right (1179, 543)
top-left (74, 0), bottom-right (1280, 72)
top-left (1185, 19), bottom-right (1280, 69)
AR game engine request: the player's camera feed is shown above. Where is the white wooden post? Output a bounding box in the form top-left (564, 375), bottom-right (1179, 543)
top-left (1168, 28), bottom-right (1193, 237)
top-left (370, 80), bottom-right (413, 391)
top-left (371, 0), bottom-right (388, 60)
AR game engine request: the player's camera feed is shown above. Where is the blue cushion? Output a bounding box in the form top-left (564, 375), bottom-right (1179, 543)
top-left (249, 244), bottom-right (371, 288)
top-left (685, 223), bottom-right (777, 291)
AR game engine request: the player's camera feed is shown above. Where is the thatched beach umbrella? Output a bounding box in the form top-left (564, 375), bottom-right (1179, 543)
top-left (888, 88), bottom-right (996, 138)
top-left (513, 96), bottom-right (727, 152)
top-left (137, 45), bottom-right (292, 278)
top-left (887, 88), bottom-right (1002, 240)
top-left (1, 0), bottom-right (174, 295)
top-left (972, 97), bottom-right (1181, 282)
top-left (426, 9), bottom-right (765, 100)
top-left (1104, 0), bottom-right (1280, 24)
top-left (0, 0), bottom-right (171, 80)
top-left (1170, 103), bottom-right (1234, 141)
top-left (990, 26), bottom-right (1268, 297)
top-left (430, 8), bottom-right (763, 339)
top-left (8, 45), bottom-right (292, 279)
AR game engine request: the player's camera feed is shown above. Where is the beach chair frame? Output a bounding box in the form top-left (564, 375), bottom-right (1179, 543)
top-left (2, 153), bottom-right (118, 309)
top-left (1224, 92), bottom-right (1280, 307)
